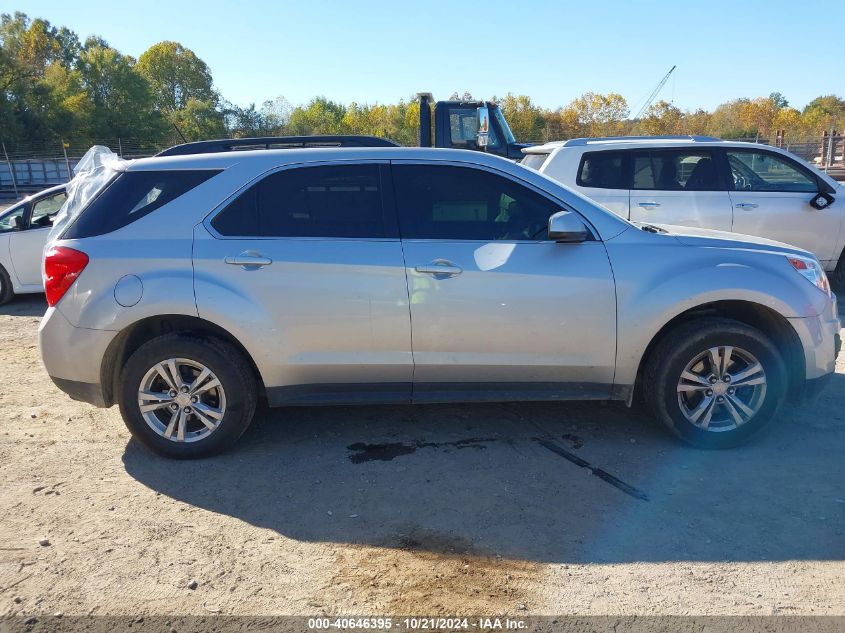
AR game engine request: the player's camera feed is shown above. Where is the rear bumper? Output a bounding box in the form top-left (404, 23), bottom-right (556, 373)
top-left (49, 376), bottom-right (108, 407)
top-left (39, 306), bottom-right (117, 407)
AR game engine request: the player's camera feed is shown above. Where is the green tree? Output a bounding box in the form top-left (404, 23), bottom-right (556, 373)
top-left (77, 44), bottom-right (165, 140)
top-left (801, 95), bottom-right (845, 133)
top-left (136, 41), bottom-right (222, 142)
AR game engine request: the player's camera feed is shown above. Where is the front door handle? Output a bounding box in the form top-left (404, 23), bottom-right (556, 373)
top-left (638, 201), bottom-right (661, 208)
top-left (415, 259), bottom-right (463, 277)
top-left (734, 202), bottom-right (759, 209)
top-left (224, 252), bottom-right (272, 268)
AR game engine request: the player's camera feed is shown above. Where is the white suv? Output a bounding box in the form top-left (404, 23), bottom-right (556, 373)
top-left (522, 136), bottom-right (845, 281)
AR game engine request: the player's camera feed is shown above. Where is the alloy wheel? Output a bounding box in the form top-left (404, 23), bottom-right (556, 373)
top-left (137, 358), bottom-right (226, 442)
top-left (676, 346), bottom-right (767, 432)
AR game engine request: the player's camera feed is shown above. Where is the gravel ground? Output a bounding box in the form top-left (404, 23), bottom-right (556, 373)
top-left (0, 294), bottom-right (843, 620)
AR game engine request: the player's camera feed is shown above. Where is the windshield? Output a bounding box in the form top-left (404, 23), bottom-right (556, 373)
top-left (492, 106), bottom-right (516, 145)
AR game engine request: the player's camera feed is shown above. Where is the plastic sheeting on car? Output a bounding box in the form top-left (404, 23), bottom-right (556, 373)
top-left (45, 145), bottom-right (129, 251)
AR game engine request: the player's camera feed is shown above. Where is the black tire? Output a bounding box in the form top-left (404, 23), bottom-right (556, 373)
top-left (831, 255), bottom-right (845, 293)
top-left (642, 318), bottom-right (788, 449)
top-left (118, 334), bottom-right (257, 458)
top-left (0, 264), bottom-right (13, 305)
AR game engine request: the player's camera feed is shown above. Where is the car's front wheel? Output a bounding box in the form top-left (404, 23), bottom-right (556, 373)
top-left (643, 318), bottom-right (788, 448)
top-left (118, 334), bottom-right (257, 458)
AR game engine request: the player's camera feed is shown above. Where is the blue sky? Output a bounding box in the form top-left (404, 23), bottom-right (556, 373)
top-left (19, 0), bottom-right (845, 112)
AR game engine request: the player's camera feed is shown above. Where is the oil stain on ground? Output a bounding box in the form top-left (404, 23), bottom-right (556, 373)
top-left (347, 437), bottom-right (498, 464)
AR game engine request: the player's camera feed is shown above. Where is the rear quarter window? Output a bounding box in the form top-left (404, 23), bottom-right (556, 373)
top-left (521, 153), bottom-right (549, 170)
top-left (63, 170), bottom-right (220, 239)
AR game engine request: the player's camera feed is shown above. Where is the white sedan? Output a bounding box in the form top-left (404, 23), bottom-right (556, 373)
top-left (0, 184), bottom-right (67, 304)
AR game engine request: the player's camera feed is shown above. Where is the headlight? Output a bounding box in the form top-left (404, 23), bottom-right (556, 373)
top-left (787, 255), bottom-right (831, 295)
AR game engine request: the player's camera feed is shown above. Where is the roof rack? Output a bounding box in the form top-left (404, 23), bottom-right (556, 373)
top-left (156, 135), bottom-right (399, 157)
top-left (561, 135), bottom-right (722, 147)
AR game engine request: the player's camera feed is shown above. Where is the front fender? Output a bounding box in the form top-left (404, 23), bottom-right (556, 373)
top-left (608, 239), bottom-right (822, 388)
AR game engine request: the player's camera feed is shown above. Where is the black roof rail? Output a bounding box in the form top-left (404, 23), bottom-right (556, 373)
top-left (156, 135), bottom-right (399, 157)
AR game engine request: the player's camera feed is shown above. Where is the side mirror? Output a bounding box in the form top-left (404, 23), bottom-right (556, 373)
top-left (10, 215), bottom-right (24, 230)
top-left (548, 210), bottom-right (589, 243)
top-left (810, 192), bottom-right (834, 210)
top-left (476, 106), bottom-right (489, 148)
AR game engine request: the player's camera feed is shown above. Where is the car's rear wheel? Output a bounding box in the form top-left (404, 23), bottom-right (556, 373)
top-left (643, 318), bottom-right (788, 448)
top-left (0, 264), bottom-right (13, 305)
top-left (118, 334), bottom-right (257, 458)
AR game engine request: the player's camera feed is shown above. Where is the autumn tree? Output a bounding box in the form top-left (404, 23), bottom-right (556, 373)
top-left (495, 93), bottom-right (545, 142)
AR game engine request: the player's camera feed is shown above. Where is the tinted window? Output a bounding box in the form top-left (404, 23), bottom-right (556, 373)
top-left (212, 164), bottom-right (385, 238)
top-left (726, 150), bottom-right (817, 193)
top-left (576, 151), bottom-right (626, 189)
top-left (393, 164), bottom-right (559, 241)
top-left (30, 191), bottom-right (67, 229)
top-left (632, 150), bottom-right (719, 191)
top-left (65, 170), bottom-right (219, 239)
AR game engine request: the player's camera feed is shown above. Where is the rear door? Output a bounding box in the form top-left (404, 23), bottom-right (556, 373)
top-left (726, 148), bottom-right (842, 264)
top-left (8, 189), bottom-right (67, 287)
top-left (628, 148), bottom-right (733, 230)
top-left (193, 162), bottom-right (413, 404)
top-left (391, 161), bottom-right (617, 401)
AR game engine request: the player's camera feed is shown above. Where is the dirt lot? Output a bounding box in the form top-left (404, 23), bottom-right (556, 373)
top-left (0, 294), bottom-right (843, 620)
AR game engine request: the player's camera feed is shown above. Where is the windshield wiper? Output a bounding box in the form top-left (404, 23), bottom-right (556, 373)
top-left (632, 222), bottom-right (667, 234)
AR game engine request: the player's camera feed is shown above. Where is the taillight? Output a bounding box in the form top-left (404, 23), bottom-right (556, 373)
top-left (43, 246), bottom-right (89, 307)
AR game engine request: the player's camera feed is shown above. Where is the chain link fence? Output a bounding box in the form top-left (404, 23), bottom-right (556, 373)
top-left (0, 138), bottom-right (164, 201)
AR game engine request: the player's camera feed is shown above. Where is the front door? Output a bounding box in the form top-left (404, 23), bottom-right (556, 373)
top-left (8, 189), bottom-right (66, 287)
top-left (628, 148), bottom-right (733, 231)
top-left (193, 162), bottom-right (413, 404)
top-left (726, 148), bottom-right (842, 266)
top-left (391, 161), bottom-right (617, 402)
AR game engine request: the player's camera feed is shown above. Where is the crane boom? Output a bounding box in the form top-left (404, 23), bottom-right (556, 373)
top-left (634, 65), bottom-right (676, 120)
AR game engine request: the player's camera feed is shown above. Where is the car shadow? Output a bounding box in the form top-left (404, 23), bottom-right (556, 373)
top-left (0, 293), bottom-right (46, 317)
top-left (123, 372), bottom-right (845, 564)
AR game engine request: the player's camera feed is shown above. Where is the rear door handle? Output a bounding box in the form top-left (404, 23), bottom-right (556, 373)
top-left (224, 252), bottom-right (272, 268)
top-left (734, 202), bottom-right (759, 209)
top-left (638, 201), bottom-right (661, 208)
top-left (415, 259), bottom-right (463, 277)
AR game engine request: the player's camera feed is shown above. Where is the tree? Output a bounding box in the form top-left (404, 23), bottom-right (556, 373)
top-left (0, 12), bottom-right (80, 144)
top-left (496, 94), bottom-right (545, 142)
top-left (136, 41), bottom-right (221, 142)
top-left (802, 95), bottom-right (845, 133)
top-left (637, 100), bottom-right (682, 135)
top-left (77, 44), bottom-right (165, 140)
top-left (287, 97), bottom-right (347, 135)
top-left (137, 41), bottom-right (217, 112)
top-left (559, 92), bottom-right (629, 138)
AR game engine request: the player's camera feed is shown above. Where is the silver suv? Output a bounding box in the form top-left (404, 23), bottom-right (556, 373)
top-left (39, 145), bottom-right (841, 457)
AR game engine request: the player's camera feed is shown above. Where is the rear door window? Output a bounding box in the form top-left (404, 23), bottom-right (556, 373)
top-left (632, 150), bottom-right (720, 191)
top-left (576, 151), bottom-right (627, 189)
top-left (211, 164), bottom-right (388, 238)
top-left (64, 170), bottom-right (220, 238)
